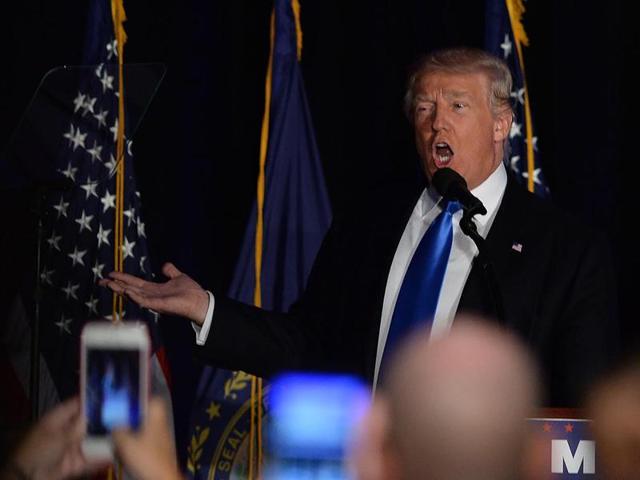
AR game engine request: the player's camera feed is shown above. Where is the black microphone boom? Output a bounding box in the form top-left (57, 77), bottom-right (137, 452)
top-left (432, 167), bottom-right (487, 216)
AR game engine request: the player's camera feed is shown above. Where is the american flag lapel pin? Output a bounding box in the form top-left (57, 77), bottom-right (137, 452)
top-left (511, 242), bottom-right (523, 253)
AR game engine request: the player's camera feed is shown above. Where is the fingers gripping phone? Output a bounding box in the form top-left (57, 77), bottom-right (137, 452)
top-left (80, 321), bottom-right (150, 459)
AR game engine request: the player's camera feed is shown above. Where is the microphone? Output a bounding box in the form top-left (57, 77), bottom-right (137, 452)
top-left (432, 168), bottom-right (487, 216)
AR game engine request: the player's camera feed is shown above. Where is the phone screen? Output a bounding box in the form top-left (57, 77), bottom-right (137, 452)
top-left (85, 348), bottom-right (141, 435)
top-left (265, 373), bottom-right (370, 480)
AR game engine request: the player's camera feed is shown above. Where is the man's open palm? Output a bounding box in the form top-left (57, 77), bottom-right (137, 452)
top-left (99, 262), bottom-right (209, 324)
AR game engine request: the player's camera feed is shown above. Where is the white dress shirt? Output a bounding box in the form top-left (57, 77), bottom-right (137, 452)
top-left (194, 164), bottom-right (508, 384)
top-left (372, 164), bottom-right (507, 387)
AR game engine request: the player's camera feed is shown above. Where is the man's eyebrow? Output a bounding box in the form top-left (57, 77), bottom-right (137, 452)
top-left (414, 94), bottom-right (434, 102)
top-left (443, 90), bottom-right (472, 100)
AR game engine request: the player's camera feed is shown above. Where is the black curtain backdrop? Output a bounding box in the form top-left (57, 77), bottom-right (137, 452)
top-left (1, 0), bottom-right (636, 464)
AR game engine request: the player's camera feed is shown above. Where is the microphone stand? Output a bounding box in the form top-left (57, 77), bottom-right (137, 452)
top-left (459, 208), bottom-right (505, 324)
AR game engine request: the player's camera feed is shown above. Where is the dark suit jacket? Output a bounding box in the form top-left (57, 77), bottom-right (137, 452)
top-left (197, 173), bottom-right (618, 407)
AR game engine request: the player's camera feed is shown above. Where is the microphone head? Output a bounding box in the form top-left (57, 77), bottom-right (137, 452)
top-left (432, 167), bottom-right (467, 200)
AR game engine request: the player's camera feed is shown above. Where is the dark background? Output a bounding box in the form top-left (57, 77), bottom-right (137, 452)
top-left (1, 0), bottom-right (636, 462)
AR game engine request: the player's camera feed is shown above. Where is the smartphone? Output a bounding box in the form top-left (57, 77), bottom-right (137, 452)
top-left (264, 373), bottom-right (370, 480)
top-left (80, 321), bottom-right (150, 459)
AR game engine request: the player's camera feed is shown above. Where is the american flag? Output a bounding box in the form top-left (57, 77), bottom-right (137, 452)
top-left (33, 0), bottom-right (167, 402)
top-left (485, 0), bottom-right (549, 197)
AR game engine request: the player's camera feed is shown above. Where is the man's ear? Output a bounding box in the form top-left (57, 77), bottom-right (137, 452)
top-left (493, 110), bottom-right (512, 143)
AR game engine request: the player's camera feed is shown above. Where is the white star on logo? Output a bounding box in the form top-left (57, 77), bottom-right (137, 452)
top-left (93, 108), bottom-right (109, 129)
top-left (47, 231), bottom-right (62, 251)
top-left (100, 69), bottom-right (114, 93)
top-left (61, 281), bottom-right (80, 300)
top-left (100, 190), bottom-right (116, 213)
top-left (522, 168), bottom-right (543, 185)
top-left (85, 295), bottom-right (99, 315)
top-left (53, 196), bottom-right (70, 218)
top-left (121, 237), bottom-right (136, 260)
top-left (510, 121), bottom-right (522, 139)
top-left (80, 177), bottom-right (99, 199)
top-left (58, 162), bottom-right (78, 182)
top-left (75, 210), bottom-right (94, 233)
top-left (97, 224), bottom-right (112, 248)
top-left (500, 34), bottom-right (513, 59)
top-left (68, 246), bottom-right (88, 267)
top-left (39, 268), bottom-right (54, 285)
top-left (73, 92), bottom-right (86, 113)
top-left (86, 140), bottom-right (103, 163)
top-left (55, 315), bottom-right (73, 335)
top-left (92, 259), bottom-right (105, 280)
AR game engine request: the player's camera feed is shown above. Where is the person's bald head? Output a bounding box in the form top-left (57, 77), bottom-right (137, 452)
top-left (369, 317), bottom-right (540, 480)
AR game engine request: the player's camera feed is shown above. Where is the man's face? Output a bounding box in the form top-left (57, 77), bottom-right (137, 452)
top-left (412, 71), bottom-right (510, 190)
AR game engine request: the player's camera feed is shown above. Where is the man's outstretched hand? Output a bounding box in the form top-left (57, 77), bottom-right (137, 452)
top-left (99, 262), bottom-right (209, 325)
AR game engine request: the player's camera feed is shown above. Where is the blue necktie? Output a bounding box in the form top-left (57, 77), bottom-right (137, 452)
top-left (381, 199), bottom-right (461, 367)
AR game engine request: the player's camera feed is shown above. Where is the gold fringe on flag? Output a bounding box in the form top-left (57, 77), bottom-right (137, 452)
top-left (505, 0), bottom-right (536, 193)
top-left (110, 0), bottom-right (128, 322)
top-left (249, 1), bottom-right (305, 477)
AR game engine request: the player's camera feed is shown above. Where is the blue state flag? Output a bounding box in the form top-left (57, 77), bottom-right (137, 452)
top-left (485, 0), bottom-right (549, 196)
top-left (185, 0), bottom-right (332, 478)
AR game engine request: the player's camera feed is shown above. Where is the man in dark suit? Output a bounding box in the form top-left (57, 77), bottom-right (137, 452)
top-left (102, 47), bottom-right (617, 407)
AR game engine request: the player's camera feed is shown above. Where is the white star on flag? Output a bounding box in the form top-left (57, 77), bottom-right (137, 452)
top-left (73, 92), bottom-right (86, 113)
top-left (509, 155), bottom-right (521, 173)
top-left (104, 155), bottom-right (117, 176)
top-left (106, 39), bottom-right (118, 60)
top-left (86, 141), bottom-right (103, 163)
top-left (522, 168), bottom-right (543, 185)
top-left (136, 217), bottom-right (146, 238)
top-left (68, 246), bottom-right (88, 267)
top-left (510, 87), bottom-right (525, 105)
top-left (92, 259), bottom-right (105, 280)
top-left (40, 268), bottom-right (54, 285)
top-left (97, 224), bottom-right (111, 248)
top-left (63, 124), bottom-right (87, 151)
top-left (75, 210), bottom-right (94, 233)
top-left (80, 178), bottom-right (99, 199)
top-left (109, 118), bottom-right (119, 142)
top-left (510, 121), bottom-right (522, 139)
top-left (59, 162), bottom-right (78, 182)
top-left (47, 231), bottom-right (62, 251)
top-left (93, 108), bottom-right (109, 128)
top-left (61, 282), bottom-right (80, 300)
top-left (55, 315), bottom-right (73, 335)
top-left (104, 311), bottom-right (126, 323)
top-left (526, 136), bottom-right (539, 152)
top-left (53, 197), bottom-right (70, 218)
top-left (100, 190), bottom-right (116, 212)
top-left (500, 34), bottom-right (512, 58)
top-left (121, 237), bottom-right (136, 260)
top-left (81, 95), bottom-right (97, 117)
top-left (124, 207), bottom-right (136, 227)
top-left (139, 255), bottom-right (147, 273)
top-left (100, 68), bottom-right (114, 93)
top-left (85, 295), bottom-right (99, 315)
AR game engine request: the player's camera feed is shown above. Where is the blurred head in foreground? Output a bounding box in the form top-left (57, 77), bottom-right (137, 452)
top-left (354, 317), bottom-right (540, 480)
top-left (587, 362), bottom-right (640, 479)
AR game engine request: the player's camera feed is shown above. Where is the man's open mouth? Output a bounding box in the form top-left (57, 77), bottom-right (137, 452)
top-left (434, 142), bottom-right (454, 167)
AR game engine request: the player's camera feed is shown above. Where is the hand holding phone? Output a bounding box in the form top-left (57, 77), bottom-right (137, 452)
top-left (80, 321), bottom-right (150, 460)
